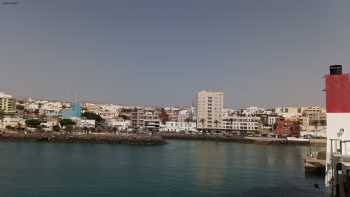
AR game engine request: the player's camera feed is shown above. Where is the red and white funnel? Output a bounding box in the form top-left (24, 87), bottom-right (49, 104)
top-left (325, 65), bottom-right (350, 187)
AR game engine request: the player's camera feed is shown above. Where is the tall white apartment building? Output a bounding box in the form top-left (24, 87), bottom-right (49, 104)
top-left (196, 91), bottom-right (224, 130)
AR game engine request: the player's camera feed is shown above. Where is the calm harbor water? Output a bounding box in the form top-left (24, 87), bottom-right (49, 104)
top-left (0, 140), bottom-right (325, 197)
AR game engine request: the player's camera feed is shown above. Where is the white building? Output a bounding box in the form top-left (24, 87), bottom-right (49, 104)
top-left (0, 116), bottom-right (26, 129)
top-left (300, 126), bottom-right (327, 138)
top-left (196, 91), bottom-right (224, 130)
top-left (160, 121), bottom-right (196, 132)
top-left (40, 118), bottom-right (59, 131)
top-left (242, 106), bottom-right (265, 116)
top-left (83, 103), bottom-right (121, 120)
top-left (39, 102), bottom-right (63, 116)
top-left (274, 106), bottom-right (302, 119)
top-left (107, 119), bottom-right (131, 131)
top-left (223, 116), bottom-right (261, 133)
top-left (79, 119), bottom-right (96, 128)
top-left (25, 102), bottom-right (40, 112)
top-left (268, 116), bottom-right (278, 126)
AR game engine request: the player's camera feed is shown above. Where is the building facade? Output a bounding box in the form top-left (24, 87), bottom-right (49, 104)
top-left (0, 92), bottom-right (16, 114)
top-left (106, 118), bottom-right (131, 131)
top-left (0, 116), bottom-right (25, 129)
top-left (196, 91), bottom-right (224, 130)
top-left (160, 121), bottom-right (196, 132)
top-left (131, 108), bottom-right (145, 129)
top-left (274, 117), bottom-right (300, 137)
top-left (131, 108), bottom-right (160, 131)
top-left (223, 116), bottom-right (261, 134)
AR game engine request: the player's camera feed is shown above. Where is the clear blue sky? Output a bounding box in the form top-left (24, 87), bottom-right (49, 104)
top-left (1, 0), bottom-right (349, 107)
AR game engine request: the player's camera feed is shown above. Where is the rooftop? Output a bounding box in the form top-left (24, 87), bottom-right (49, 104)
top-left (0, 92), bottom-right (13, 98)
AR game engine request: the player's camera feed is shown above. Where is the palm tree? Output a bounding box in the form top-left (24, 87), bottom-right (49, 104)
top-left (229, 118), bottom-right (234, 134)
top-left (200, 118), bottom-right (205, 133)
top-left (185, 118), bottom-right (191, 133)
top-left (214, 120), bottom-right (219, 133)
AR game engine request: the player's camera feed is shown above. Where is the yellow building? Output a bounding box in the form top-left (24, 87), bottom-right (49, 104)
top-left (0, 92), bottom-right (16, 113)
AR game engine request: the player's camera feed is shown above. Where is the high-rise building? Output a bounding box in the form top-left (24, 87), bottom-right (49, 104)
top-left (0, 92), bottom-right (16, 114)
top-left (196, 91), bottom-right (224, 130)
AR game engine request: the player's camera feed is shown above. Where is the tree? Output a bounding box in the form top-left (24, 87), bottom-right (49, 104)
top-left (200, 118), bottom-right (206, 133)
top-left (81, 112), bottom-right (104, 123)
top-left (214, 120), bottom-right (219, 133)
top-left (25, 119), bottom-right (42, 128)
top-left (159, 108), bottom-right (169, 124)
top-left (272, 123), bottom-right (277, 130)
top-left (60, 119), bottom-right (76, 132)
top-left (214, 120), bottom-right (219, 127)
top-left (229, 118), bottom-right (234, 134)
top-left (60, 119), bottom-right (75, 127)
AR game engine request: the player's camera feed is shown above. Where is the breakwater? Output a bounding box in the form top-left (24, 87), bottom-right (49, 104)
top-left (160, 133), bottom-right (313, 145)
top-left (0, 131), bottom-right (166, 145)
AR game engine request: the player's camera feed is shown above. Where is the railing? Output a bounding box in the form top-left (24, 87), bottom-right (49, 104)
top-left (329, 139), bottom-right (350, 157)
top-left (328, 139), bottom-right (350, 197)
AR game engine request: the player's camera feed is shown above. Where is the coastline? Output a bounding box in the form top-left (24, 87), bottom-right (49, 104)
top-left (0, 131), bottom-right (166, 145)
top-left (0, 130), bottom-right (327, 146)
top-left (160, 133), bottom-right (326, 146)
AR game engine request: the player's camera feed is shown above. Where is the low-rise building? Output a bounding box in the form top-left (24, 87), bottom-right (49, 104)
top-left (0, 116), bottom-right (25, 129)
top-left (144, 119), bottom-right (160, 131)
top-left (106, 118), bottom-right (131, 131)
top-left (160, 121), bottom-right (196, 132)
top-left (274, 106), bottom-right (303, 119)
top-left (40, 118), bottom-right (59, 131)
top-left (274, 117), bottom-right (300, 137)
top-left (130, 108), bottom-right (160, 131)
top-left (79, 119), bottom-right (96, 128)
top-left (131, 108), bottom-right (145, 129)
top-left (300, 106), bottom-right (327, 133)
top-left (223, 116), bottom-right (261, 134)
top-left (241, 106), bottom-right (265, 116)
top-left (39, 102), bottom-right (63, 117)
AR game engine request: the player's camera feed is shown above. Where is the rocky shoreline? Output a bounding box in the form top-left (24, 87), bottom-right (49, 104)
top-left (0, 131), bottom-right (166, 145)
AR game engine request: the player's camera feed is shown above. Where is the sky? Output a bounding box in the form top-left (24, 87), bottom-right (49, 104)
top-left (1, 0), bottom-right (350, 107)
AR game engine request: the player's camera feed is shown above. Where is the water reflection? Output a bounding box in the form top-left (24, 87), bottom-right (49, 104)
top-left (192, 142), bottom-right (227, 187)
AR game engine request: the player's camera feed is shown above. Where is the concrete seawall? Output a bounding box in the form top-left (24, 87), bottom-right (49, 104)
top-left (160, 133), bottom-right (320, 146)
